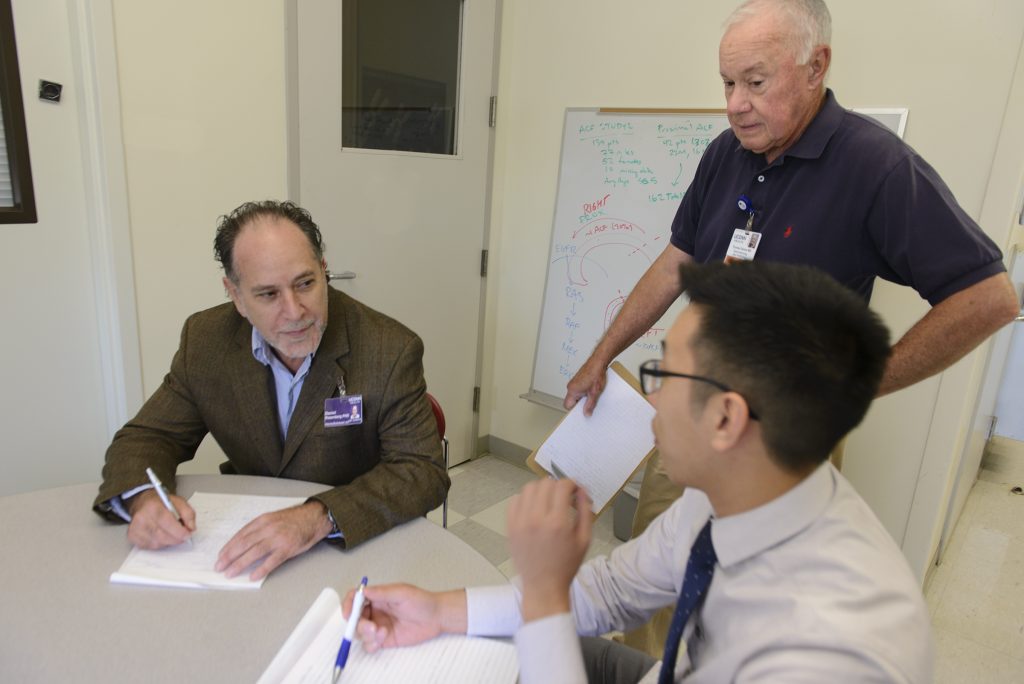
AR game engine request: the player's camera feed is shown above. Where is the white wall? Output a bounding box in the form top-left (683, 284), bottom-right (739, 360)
top-left (0, 0), bottom-right (139, 496)
top-left (110, 0), bottom-right (289, 473)
top-left (480, 0), bottom-right (1024, 579)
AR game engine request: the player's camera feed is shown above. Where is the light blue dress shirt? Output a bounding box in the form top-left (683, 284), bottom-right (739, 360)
top-left (250, 327), bottom-right (314, 440)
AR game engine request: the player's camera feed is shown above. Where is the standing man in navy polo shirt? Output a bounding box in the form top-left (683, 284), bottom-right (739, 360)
top-left (564, 0), bottom-right (1019, 656)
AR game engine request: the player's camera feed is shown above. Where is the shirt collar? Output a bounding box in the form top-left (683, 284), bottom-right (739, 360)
top-left (250, 327), bottom-right (315, 371)
top-left (774, 88), bottom-right (844, 162)
top-left (711, 461), bottom-right (836, 569)
top-left (737, 88), bottom-right (844, 166)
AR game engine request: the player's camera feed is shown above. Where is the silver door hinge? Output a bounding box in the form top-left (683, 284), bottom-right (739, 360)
top-left (480, 249), bottom-right (489, 277)
top-left (987, 415), bottom-right (998, 442)
top-left (488, 96), bottom-right (497, 128)
top-left (472, 386), bottom-right (481, 413)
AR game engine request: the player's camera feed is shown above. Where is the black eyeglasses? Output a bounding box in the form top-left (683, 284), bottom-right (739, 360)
top-left (639, 359), bottom-right (759, 420)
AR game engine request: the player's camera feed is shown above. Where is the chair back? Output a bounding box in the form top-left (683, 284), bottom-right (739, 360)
top-left (426, 392), bottom-right (446, 439)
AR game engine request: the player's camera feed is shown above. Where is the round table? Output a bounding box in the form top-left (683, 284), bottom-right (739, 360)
top-left (0, 474), bottom-right (506, 682)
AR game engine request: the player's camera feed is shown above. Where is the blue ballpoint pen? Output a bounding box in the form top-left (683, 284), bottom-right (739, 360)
top-left (334, 576), bottom-right (368, 683)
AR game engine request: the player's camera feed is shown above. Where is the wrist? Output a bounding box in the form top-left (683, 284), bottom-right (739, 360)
top-left (306, 500), bottom-right (335, 539)
top-left (521, 585), bottom-right (571, 623)
top-left (126, 488), bottom-right (155, 516)
top-left (437, 589), bottom-right (469, 634)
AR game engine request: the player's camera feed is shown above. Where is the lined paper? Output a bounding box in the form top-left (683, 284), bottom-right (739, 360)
top-left (258, 588), bottom-right (518, 684)
top-left (110, 492), bottom-right (307, 589)
top-left (533, 367), bottom-right (656, 513)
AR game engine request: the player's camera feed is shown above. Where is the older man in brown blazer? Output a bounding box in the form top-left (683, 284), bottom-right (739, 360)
top-left (94, 201), bottom-right (448, 580)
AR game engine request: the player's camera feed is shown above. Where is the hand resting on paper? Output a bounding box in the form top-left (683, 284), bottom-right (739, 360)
top-left (126, 488), bottom-right (196, 548)
top-left (507, 478), bottom-right (593, 623)
top-left (215, 500), bottom-right (333, 581)
top-left (564, 355), bottom-right (608, 416)
top-left (347, 583), bottom-right (469, 653)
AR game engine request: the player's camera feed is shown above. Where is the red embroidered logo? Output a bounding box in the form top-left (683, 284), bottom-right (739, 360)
top-left (783, 226), bottom-right (793, 238)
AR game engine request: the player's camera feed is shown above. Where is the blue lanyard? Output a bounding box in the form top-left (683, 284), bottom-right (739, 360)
top-left (737, 194), bottom-right (755, 230)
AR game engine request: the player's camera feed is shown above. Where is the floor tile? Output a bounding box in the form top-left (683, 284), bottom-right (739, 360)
top-left (497, 557), bottom-right (517, 580)
top-left (963, 480), bottom-right (1024, 543)
top-left (466, 457), bottom-right (539, 489)
top-left (928, 475), bottom-right (1024, 663)
top-left (426, 504), bottom-right (465, 528)
top-left (447, 518), bottom-right (511, 568)
top-left (924, 552), bottom-right (953, 618)
top-left (931, 522), bottom-right (1024, 659)
top-left (445, 467), bottom-right (521, 518)
top-left (933, 626), bottom-right (1024, 683)
top-left (472, 498), bottom-right (511, 537)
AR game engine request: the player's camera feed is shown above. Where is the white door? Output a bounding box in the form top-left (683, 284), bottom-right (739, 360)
top-left (989, 244), bottom-right (1024, 467)
top-left (935, 47), bottom-right (1024, 559)
top-left (1, 0), bottom-right (138, 495)
top-left (292, 0), bottom-right (499, 467)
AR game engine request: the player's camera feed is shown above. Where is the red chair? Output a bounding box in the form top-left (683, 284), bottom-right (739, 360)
top-left (425, 393), bottom-right (450, 528)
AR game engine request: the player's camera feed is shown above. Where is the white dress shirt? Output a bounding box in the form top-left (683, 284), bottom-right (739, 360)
top-left (467, 463), bottom-right (933, 683)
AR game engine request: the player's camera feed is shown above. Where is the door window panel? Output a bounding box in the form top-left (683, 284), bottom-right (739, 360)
top-left (342, 0), bottom-right (462, 155)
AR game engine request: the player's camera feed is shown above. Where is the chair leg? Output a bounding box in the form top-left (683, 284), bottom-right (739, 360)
top-left (442, 437), bottom-right (449, 528)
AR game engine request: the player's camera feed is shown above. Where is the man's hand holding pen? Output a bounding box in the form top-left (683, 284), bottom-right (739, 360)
top-left (126, 488), bottom-right (196, 549)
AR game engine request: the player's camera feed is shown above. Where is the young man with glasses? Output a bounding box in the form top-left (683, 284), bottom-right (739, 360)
top-left (340, 261), bottom-right (932, 683)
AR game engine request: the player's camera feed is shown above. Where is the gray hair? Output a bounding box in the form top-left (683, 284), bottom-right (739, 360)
top-left (214, 200), bottom-right (325, 284)
top-left (724, 0), bottom-right (832, 64)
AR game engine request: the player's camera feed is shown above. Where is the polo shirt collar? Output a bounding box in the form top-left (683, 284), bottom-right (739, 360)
top-left (771, 88), bottom-right (844, 163)
top-left (711, 461), bottom-right (836, 569)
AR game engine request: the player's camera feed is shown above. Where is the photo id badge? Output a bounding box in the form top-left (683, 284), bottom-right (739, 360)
top-left (325, 394), bottom-right (363, 428)
top-left (724, 228), bottom-right (762, 264)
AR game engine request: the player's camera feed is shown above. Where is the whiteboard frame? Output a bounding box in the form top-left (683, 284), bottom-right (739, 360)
top-left (853, 107), bottom-right (909, 139)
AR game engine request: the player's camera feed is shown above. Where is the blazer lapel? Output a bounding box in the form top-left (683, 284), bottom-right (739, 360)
top-left (279, 290), bottom-right (351, 474)
top-left (227, 319), bottom-right (284, 473)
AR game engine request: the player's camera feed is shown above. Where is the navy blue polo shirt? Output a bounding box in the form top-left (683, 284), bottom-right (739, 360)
top-left (670, 90), bottom-right (1005, 304)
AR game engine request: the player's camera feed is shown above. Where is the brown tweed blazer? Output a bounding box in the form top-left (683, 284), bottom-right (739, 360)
top-left (93, 287), bottom-right (448, 547)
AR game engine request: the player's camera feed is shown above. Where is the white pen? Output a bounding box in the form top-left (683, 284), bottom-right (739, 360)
top-left (145, 467), bottom-right (183, 522)
top-left (334, 577), bottom-right (368, 682)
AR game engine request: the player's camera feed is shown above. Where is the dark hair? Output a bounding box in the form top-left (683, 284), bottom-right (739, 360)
top-left (680, 261), bottom-right (890, 472)
top-left (214, 200), bottom-right (325, 283)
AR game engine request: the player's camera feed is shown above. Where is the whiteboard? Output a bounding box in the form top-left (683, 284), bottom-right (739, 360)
top-left (525, 108), bottom-right (730, 407)
top-left (525, 106), bottom-right (908, 409)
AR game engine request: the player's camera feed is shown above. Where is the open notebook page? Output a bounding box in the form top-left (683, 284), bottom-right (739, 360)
top-left (258, 587), bottom-right (518, 684)
top-left (533, 366), bottom-right (656, 513)
top-left (110, 492), bottom-right (307, 590)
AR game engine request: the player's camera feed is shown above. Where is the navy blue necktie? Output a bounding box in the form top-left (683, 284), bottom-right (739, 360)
top-left (658, 519), bottom-right (717, 684)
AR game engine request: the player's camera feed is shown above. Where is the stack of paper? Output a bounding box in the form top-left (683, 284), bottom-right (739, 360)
top-left (258, 588), bottom-right (518, 684)
top-left (110, 492), bottom-right (307, 590)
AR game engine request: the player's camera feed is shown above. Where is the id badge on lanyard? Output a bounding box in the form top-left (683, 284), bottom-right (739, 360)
top-left (325, 375), bottom-right (364, 427)
top-left (725, 194), bottom-right (762, 264)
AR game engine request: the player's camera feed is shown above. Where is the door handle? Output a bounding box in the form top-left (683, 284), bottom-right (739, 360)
top-left (327, 270), bottom-right (356, 281)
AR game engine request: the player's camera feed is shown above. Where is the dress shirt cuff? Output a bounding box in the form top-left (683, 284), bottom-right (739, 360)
top-left (107, 483), bottom-right (156, 522)
top-left (514, 613), bottom-right (586, 684)
top-left (466, 584), bottom-right (522, 637)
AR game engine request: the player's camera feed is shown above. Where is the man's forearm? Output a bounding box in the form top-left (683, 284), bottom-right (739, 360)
top-left (878, 272), bottom-right (1018, 396)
